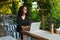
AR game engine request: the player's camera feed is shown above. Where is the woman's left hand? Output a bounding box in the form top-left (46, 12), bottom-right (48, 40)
top-left (25, 26), bottom-right (30, 31)
top-left (22, 26), bottom-right (30, 31)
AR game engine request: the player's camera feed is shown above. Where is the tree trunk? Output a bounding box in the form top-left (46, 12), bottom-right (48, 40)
top-left (41, 8), bottom-right (46, 30)
top-left (40, 0), bottom-right (46, 30)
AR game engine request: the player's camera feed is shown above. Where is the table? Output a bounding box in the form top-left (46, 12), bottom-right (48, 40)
top-left (21, 30), bottom-right (60, 40)
top-left (21, 30), bottom-right (48, 40)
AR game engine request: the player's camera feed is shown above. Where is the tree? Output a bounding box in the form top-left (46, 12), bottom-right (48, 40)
top-left (12, 0), bottom-right (20, 15)
top-left (0, 0), bottom-right (21, 15)
top-left (37, 0), bottom-right (46, 30)
top-left (0, 0), bottom-right (12, 15)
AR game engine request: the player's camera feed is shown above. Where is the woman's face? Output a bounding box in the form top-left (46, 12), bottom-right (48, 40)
top-left (23, 6), bottom-right (27, 14)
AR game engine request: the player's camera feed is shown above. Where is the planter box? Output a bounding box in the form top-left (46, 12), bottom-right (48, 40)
top-left (0, 30), bottom-right (4, 37)
top-left (0, 25), bottom-right (5, 37)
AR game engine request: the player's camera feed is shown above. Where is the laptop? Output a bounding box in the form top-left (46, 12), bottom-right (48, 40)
top-left (24, 22), bottom-right (41, 40)
top-left (25, 22), bottom-right (41, 33)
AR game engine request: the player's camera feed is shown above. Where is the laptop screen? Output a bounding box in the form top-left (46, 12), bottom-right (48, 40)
top-left (30, 22), bottom-right (41, 32)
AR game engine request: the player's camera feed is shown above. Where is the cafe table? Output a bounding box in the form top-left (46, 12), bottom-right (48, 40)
top-left (21, 30), bottom-right (60, 40)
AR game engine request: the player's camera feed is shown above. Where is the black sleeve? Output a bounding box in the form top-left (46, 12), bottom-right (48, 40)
top-left (16, 16), bottom-right (22, 31)
top-left (17, 16), bottom-right (21, 25)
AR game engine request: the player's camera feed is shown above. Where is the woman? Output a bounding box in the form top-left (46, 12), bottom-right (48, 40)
top-left (16, 5), bottom-right (30, 40)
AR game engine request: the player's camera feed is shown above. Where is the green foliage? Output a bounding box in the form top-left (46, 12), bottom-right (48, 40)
top-left (23, 0), bottom-right (41, 22)
top-left (0, 0), bottom-right (60, 29)
top-left (29, 10), bottom-right (40, 22)
top-left (50, 0), bottom-right (60, 28)
top-left (45, 0), bottom-right (60, 30)
top-left (12, 1), bottom-right (18, 15)
top-left (0, 0), bottom-right (20, 15)
top-left (0, 0), bottom-right (8, 2)
top-left (0, 1), bottom-right (12, 15)
top-left (12, 0), bottom-right (20, 15)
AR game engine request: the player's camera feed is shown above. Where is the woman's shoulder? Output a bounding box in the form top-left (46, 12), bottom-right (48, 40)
top-left (17, 16), bottom-right (22, 21)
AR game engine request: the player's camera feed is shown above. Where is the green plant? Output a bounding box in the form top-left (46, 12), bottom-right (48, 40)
top-left (45, 0), bottom-right (60, 30)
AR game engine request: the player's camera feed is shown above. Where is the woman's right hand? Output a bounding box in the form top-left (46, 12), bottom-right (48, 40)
top-left (25, 26), bottom-right (30, 31)
top-left (22, 26), bottom-right (30, 31)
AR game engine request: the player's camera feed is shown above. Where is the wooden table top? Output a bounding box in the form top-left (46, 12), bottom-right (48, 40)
top-left (21, 30), bottom-right (48, 40)
top-left (21, 30), bottom-right (60, 40)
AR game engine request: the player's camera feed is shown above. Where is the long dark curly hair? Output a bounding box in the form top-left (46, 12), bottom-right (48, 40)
top-left (18, 5), bottom-right (29, 16)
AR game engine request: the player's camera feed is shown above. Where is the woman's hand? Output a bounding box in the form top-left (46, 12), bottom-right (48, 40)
top-left (22, 26), bottom-right (30, 31)
top-left (25, 26), bottom-right (30, 31)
